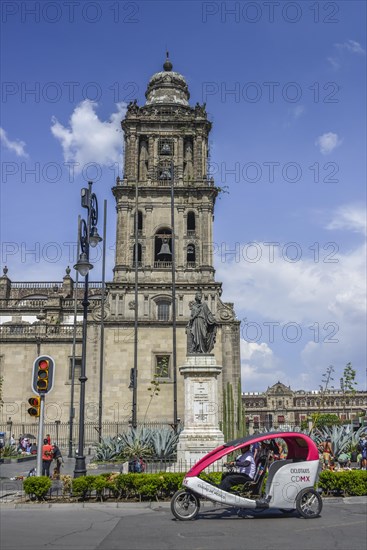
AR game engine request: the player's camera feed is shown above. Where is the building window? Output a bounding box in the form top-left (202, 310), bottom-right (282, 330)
top-left (157, 300), bottom-right (171, 321)
top-left (155, 355), bottom-right (170, 378)
top-left (187, 244), bottom-right (196, 264)
top-left (69, 358), bottom-right (82, 382)
top-left (159, 139), bottom-right (173, 156)
top-left (134, 210), bottom-right (143, 232)
top-left (187, 211), bottom-right (195, 232)
top-left (155, 229), bottom-right (172, 263)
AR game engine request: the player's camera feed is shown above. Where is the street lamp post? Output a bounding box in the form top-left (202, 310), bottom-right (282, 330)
top-left (73, 181), bottom-right (102, 478)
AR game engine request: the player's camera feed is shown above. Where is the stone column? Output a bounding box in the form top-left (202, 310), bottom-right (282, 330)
top-left (176, 354), bottom-right (224, 466)
top-left (177, 136), bottom-right (184, 182)
top-left (115, 204), bottom-right (129, 268)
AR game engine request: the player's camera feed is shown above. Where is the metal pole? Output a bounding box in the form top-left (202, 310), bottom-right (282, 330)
top-left (74, 183), bottom-right (92, 478)
top-left (55, 420), bottom-right (60, 446)
top-left (132, 181), bottom-right (139, 429)
top-left (171, 161), bottom-right (178, 431)
top-left (68, 215), bottom-right (80, 458)
top-left (36, 394), bottom-right (45, 476)
top-left (98, 200), bottom-right (107, 442)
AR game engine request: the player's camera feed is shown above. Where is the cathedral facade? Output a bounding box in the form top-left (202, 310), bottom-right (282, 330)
top-left (0, 58), bottom-right (241, 429)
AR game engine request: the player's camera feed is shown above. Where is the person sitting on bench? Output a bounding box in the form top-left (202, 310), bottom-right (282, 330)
top-left (219, 445), bottom-right (256, 492)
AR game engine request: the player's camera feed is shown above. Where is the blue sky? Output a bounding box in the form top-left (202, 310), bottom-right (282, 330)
top-left (1, 1), bottom-right (366, 393)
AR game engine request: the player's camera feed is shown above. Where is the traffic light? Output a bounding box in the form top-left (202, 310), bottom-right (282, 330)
top-left (32, 355), bottom-right (55, 395)
top-left (28, 397), bottom-right (40, 417)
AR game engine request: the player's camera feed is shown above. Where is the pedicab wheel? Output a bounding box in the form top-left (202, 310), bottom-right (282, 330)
top-left (171, 489), bottom-right (200, 521)
top-left (296, 488), bottom-right (323, 519)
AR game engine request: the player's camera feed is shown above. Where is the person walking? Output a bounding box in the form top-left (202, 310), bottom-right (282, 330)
top-left (321, 436), bottom-right (334, 470)
top-left (42, 438), bottom-right (54, 477)
top-left (52, 443), bottom-right (63, 479)
top-left (360, 435), bottom-right (367, 470)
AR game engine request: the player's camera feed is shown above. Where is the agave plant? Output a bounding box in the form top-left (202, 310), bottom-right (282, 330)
top-left (150, 427), bottom-right (182, 459)
top-left (92, 436), bottom-right (125, 461)
top-left (118, 427), bottom-right (153, 448)
top-left (0, 444), bottom-right (19, 458)
top-left (92, 426), bottom-right (184, 462)
top-left (311, 425), bottom-right (367, 456)
top-left (122, 441), bottom-right (153, 461)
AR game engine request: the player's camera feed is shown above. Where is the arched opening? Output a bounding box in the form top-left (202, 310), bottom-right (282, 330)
top-left (154, 228), bottom-right (172, 265)
top-left (186, 243), bottom-right (196, 265)
top-left (187, 211), bottom-right (195, 232)
top-left (133, 210), bottom-right (143, 232)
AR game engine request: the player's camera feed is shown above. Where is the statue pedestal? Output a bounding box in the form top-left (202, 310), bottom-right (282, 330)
top-left (175, 354), bottom-right (224, 468)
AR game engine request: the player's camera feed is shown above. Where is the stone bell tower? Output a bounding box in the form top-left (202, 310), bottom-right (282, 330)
top-left (109, 55), bottom-right (241, 422)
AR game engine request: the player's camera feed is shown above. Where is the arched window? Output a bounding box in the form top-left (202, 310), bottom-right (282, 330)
top-left (187, 244), bottom-right (196, 265)
top-left (187, 211), bottom-right (195, 232)
top-left (133, 210), bottom-right (143, 232)
top-left (154, 228), bottom-right (172, 265)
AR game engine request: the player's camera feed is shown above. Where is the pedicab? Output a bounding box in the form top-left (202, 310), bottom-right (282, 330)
top-left (171, 431), bottom-right (322, 520)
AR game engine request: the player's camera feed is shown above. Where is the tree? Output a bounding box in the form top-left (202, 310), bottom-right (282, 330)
top-left (340, 362), bottom-right (357, 419)
top-left (308, 365), bottom-right (335, 434)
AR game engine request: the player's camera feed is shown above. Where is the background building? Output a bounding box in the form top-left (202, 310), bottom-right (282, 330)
top-left (0, 58), bottom-right (241, 437)
top-left (243, 381), bottom-right (367, 430)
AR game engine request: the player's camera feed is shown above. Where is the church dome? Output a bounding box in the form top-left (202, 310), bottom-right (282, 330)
top-left (145, 55), bottom-right (190, 106)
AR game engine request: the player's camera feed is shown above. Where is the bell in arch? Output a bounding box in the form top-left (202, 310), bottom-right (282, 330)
top-left (158, 237), bottom-right (172, 257)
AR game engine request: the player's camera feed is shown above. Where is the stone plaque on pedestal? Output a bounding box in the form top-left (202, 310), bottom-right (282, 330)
top-left (176, 354), bottom-right (224, 468)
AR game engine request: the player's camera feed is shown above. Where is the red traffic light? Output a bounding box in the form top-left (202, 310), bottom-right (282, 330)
top-left (28, 397), bottom-right (40, 417)
top-left (31, 355), bottom-right (55, 395)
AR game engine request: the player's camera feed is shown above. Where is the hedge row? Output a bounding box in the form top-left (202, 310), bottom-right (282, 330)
top-left (318, 470), bottom-right (367, 497)
top-left (23, 470), bottom-right (366, 501)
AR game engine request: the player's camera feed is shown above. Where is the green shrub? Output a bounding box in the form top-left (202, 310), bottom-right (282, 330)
top-left (318, 470), bottom-right (367, 496)
top-left (115, 473), bottom-right (138, 499)
top-left (93, 475), bottom-right (109, 501)
top-left (156, 473), bottom-right (185, 496)
top-left (72, 475), bottom-right (95, 499)
top-left (23, 476), bottom-right (52, 500)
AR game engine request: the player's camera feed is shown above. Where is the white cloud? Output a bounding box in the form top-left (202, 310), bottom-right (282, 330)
top-left (240, 340), bottom-right (286, 391)
top-left (315, 132), bottom-right (342, 154)
top-left (0, 127), bottom-right (28, 157)
top-left (335, 40), bottom-right (366, 55)
top-left (51, 100), bottom-right (126, 173)
top-left (328, 40), bottom-right (366, 69)
top-left (326, 204), bottom-right (367, 236)
top-left (216, 208), bottom-right (367, 391)
top-left (291, 105), bottom-right (305, 120)
top-left (284, 105), bottom-right (305, 128)
top-left (326, 56), bottom-right (340, 70)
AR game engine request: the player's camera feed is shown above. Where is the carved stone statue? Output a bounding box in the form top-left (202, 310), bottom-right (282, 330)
top-left (187, 290), bottom-right (217, 353)
top-left (184, 141), bottom-right (194, 180)
top-left (139, 140), bottom-right (148, 180)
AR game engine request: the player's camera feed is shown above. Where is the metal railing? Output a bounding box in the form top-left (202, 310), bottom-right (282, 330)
top-left (0, 421), bottom-right (179, 451)
top-left (153, 261), bottom-right (172, 269)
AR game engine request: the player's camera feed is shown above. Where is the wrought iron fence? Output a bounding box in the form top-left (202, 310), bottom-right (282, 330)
top-left (0, 421), bottom-right (178, 451)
